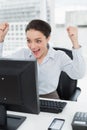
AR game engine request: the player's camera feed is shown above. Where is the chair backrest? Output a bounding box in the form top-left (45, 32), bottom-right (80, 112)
top-left (53, 47), bottom-right (77, 100)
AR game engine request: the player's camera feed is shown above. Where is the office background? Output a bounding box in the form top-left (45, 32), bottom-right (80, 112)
top-left (0, 0), bottom-right (87, 99)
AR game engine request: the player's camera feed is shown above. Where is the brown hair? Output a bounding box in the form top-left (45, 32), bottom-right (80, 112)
top-left (25, 19), bottom-right (51, 38)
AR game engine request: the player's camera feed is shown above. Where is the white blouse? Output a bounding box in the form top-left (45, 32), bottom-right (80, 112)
top-left (0, 44), bottom-right (86, 95)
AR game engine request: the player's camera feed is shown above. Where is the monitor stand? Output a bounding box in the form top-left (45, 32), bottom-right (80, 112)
top-left (0, 105), bottom-right (26, 130)
top-left (7, 114), bottom-right (26, 130)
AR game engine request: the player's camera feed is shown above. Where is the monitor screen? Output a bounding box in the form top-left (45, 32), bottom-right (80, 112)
top-left (0, 59), bottom-right (40, 115)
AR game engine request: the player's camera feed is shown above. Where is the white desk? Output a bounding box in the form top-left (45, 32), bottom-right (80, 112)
top-left (6, 73), bottom-right (87, 130)
top-left (7, 99), bottom-right (87, 130)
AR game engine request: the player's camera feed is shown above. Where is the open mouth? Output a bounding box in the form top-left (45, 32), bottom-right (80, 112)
top-left (32, 49), bottom-right (40, 56)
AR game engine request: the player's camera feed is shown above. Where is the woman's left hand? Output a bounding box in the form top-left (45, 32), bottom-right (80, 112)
top-left (67, 26), bottom-right (80, 49)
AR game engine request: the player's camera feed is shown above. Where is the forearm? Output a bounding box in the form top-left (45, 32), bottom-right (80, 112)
top-left (72, 47), bottom-right (86, 78)
top-left (70, 38), bottom-right (80, 49)
top-left (71, 39), bottom-right (80, 49)
top-left (0, 30), bottom-right (4, 42)
top-left (0, 43), bottom-right (3, 57)
top-left (67, 26), bottom-right (80, 49)
top-left (62, 47), bottom-right (86, 79)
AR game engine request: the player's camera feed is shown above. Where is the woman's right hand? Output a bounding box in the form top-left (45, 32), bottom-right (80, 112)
top-left (0, 22), bottom-right (9, 43)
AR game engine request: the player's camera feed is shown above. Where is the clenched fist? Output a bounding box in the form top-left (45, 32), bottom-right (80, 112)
top-left (0, 22), bottom-right (9, 43)
top-left (67, 26), bottom-right (80, 49)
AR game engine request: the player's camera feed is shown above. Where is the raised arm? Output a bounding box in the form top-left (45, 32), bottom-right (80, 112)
top-left (61, 26), bottom-right (86, 79)
top-left (0, 22), bottom-right (9, 43)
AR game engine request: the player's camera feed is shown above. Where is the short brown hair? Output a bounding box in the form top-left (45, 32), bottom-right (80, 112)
top-left (25, 19), bottom-right (51, 38)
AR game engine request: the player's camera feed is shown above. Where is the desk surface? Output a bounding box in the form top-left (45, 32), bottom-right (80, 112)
top-left (7, 99), bottom-right (87, 130)
top-left (6, 75), bottom-right (87, 130)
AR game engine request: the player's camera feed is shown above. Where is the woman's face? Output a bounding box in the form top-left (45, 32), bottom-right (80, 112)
top-left (26, 29), bottom-right (50, 61)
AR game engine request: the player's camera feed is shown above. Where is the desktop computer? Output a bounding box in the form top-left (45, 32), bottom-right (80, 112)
top-left (0, 59), bottom-right (40, 130)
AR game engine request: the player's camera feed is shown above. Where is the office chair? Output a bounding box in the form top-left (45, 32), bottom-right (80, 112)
top-left (53, 47), bottom-right (81, 101)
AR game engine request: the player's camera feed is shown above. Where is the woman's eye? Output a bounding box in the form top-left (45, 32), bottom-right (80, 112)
top-left (36, 40), bottom-right (41, 43)
top-left (27, 39), bottom-right (31, 43)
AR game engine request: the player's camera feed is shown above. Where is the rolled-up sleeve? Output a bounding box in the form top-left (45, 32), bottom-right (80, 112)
top-left (61, 47), bottom-right (86, 79)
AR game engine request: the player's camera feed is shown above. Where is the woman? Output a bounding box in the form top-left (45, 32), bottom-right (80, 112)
top-left (0, 19), bottom-right (85, 99)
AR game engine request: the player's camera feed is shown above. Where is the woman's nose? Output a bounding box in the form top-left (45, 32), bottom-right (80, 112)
top-left (29, 43), bottom-right (36, 49)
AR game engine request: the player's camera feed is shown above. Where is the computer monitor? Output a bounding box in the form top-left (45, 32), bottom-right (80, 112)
top-left (0, 59), bottom-right (40, 129)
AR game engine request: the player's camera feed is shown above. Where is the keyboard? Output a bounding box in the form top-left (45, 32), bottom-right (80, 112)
top-left (40, 99), bottom-right (67, 113)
